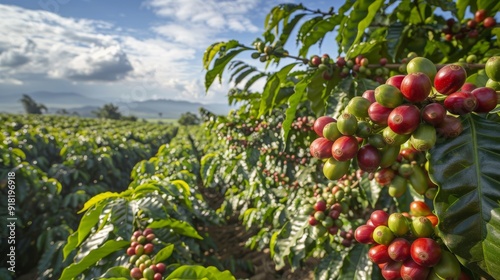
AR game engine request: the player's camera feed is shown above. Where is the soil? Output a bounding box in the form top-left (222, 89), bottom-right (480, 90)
top-left (198, 187), bottom-right (316, 280)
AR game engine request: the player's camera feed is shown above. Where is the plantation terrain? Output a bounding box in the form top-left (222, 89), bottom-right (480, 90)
top-left (2, 1), bottom-right (500, 280)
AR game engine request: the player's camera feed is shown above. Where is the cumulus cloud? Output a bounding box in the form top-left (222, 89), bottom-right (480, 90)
top-left (49, 45), bottom-right (133, 81)
top-left (144, 0), bottom-right (260, 46)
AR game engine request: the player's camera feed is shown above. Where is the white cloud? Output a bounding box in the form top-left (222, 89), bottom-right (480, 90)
top-left (49, 45), bottom-right (133, 81)
top-left (144, 0), bottom-right (260, 46)
top-left (0, 1), bottom-right (285, 104)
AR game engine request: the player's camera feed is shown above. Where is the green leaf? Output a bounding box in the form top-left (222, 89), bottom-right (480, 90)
top-left (347, 0), bottom-right (384, 54)
top-left (203, 40), bottom-right (239, 70)
top-left (76, 203), bottom-right (106, 247)
top-left (63, 231), bottom-right (79, 260)
top-left (60, 240), bottom-right (129, 280)
top-left (298, 15), bottom-right (341, 57)
top-left (428, 114), bottom-right (500, 278)
top-left (456, 0), bottom-right (473, 20)
top-left (265, 4), bottom-right (303, 32)
top-left (466, 70), bottom-right (489, 87)
top-left (165, 265), bottom-right (236, 280)
top-left (282, 74), bottom-right (309, 141)
top-left (315, 249), bottom-right (349, 280)
top-left (11, 148), bottom-right (26, 160)
top-left (477, 0), bottom-right (500, 12)
top-left (340, 0), bottom-right (376, 53)
top-left (148, 218), bottom-right (203, 240)
top-left (259, 63), bottom-right (297, 117)
top-left (99, 267), bottom-right (130, 278)
top-left (154, 244), bottom-right (175, 264)
top-left (205, 48), bottom-right (247, 91)
top-left (338, 244), bottom-right (378, 279)
top-left (78, 192), bottom-right (120, 214)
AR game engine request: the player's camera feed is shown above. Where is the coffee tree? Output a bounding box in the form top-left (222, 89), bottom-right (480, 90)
top-left (204, 1), bottom-right (500, 279)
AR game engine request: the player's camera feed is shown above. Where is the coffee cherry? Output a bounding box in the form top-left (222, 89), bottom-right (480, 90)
top-left (432, 250), bottom-right (462, 280)
top-left (400, 72), bottom-right (433, 102)
top-left (444, 91), bottom-right (477, 115)
top-left (386, 75), bottom-right (406, 90)
top-left (355, 225), bottom-right (376, 244)
top-left (411, 238), bottom-right (442, 267)
top-left (410, 124), bottom-right (436, 151)
top-left (387, 105), bottom-right (421, 135)
top-left (323, 122), bottom-right (342, 142)
top-left (406, 57), bottom-right (437, 81)
top-left (421, 103), bottom-right (446, 126)
top-left (371, 210), bottom-right (390, 227)
top-left (400, 258), bottom-right (431, 279)
top-left (388, 238), bottom-right (411, 262)
top-left (475, 9), bottom-right (487, 23)
top-left (346, 97), bottom-right (371, 118)
top-left (332, 136), bottom-right (359, 161)
top-left (368, 102), bottom-right (393, 125)
top-left (388, 175), bottom-right (408, 198)
top-left (143, 228), bottom-right (154, 236)
top-left (411, 216), bottom-right (435, 238)
top-left (308, 216), bottom-right (319, 226)
top-left (144, 243), bottom-right (154, 255)
top-left (310, 137), bottom-right (333, 159)
top-left (127, 247), bottom-right (136, 256)
top-left (484, 17), bottom-right (496, 28)
top-left (379, 262), bottom-right (402, 280)
top-left (375, 168), bottom-right (395, 186)
top-left (314, 200), bottom-right (327, 212)
top-left (362, 90), bottom-right (376, 103)
top-left (471, 87), bottom-right (498, 112)
top-left (323, 158), bottom-right (351, 180)
top-left (375, 84), bottom-right (404, 108)
top-left (357, 144), bottom-right (381, 172)
top-left (436, 115), bottom-right (463, 138)
top-left (485, 56), bottom-right (500, 82)
top-left (337, 112), bottom-right (358, 135)
top-left (313, 116), bottom-right (336, 137)
top-left (130, 267), bottom-right (143, 279)
top-left (434, 64), bottom-right (467, 95)
top-left (388, 213), bottom-right (410, 236)
top-left (154, 273), bottom-right (163, 280)
top-left (410, 201), bottom-right (432, 216)
top-left (368, 244), bottom-right (392, 264)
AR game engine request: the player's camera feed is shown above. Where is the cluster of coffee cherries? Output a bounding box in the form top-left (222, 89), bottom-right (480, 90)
top-left (355, 201), bottom-right (470, 279)
top-left (374, 147), bottom-right (437, 199)
top-left (442, 9), bottom-right (497, 42)
top-left (127, 228), bottom-right (166, 280)
top-left (309, 56), bottom-right (499, 181)
top-left (308, 53), bottom-right (391, 84)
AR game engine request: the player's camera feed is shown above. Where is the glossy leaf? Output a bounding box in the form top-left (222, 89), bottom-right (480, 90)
top-left (148, 218), bottom-right (203, 240)
top-left (428, 114), bottom-right (500, 278)
top-left (165, 265), bottom-right (235, 280)
top-left (60, 240), bottom-right (129, 280)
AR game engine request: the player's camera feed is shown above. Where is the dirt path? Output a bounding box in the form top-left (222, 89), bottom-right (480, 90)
top-left (198, 188), bottom-right (315, 280)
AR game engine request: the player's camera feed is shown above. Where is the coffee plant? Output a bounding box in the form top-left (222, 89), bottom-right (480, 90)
top-left (2, 1), bottom-right (500, 279)
top-left (203, 0), bottom-right (500, 279)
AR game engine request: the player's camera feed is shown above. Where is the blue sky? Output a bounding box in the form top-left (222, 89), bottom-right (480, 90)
top-left (0, 0), bottom-right (333, 105)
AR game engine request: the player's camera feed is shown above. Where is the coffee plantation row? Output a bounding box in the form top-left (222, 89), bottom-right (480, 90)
top-left (2, 1), bottom-right (500, 279)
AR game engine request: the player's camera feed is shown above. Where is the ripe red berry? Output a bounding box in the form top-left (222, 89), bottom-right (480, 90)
top-left (332, 136), bottom-right (359, 161)
top-left (314, 200), bottom-right (327, 212)
top-left (385, 75), bottom-right (406, 90)
top-left (471, 87), bottom-right (498, 113)
top-left (368, 244), bottom-right (392, 264)
top-left (434, 64), bottom-right (467, 95)
top-left (475, 9), bottom-right (487, 23)
top-left (370, 210), bottom-right (390, 227)
top-left (387, 105), bottom-right (421, 135)
top-left (484, 17), bottom-right (496, 28)
top-left (354, 225), bottom-right (375, 244)
top-left (411, 238), bottom-right (442, 267)
top-left (400, 72), bottom-right (432, 102)
top-left (444, 91), bottom-right (477, 115)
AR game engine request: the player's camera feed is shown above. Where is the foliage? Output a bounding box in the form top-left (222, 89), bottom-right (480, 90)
top-left (92, 103), bottom-right (137, 121)
top-left (20, 94), bottom-right (47, 114)
top-left (0, 114), bottom-right (178, 279)
top-left (178, 112), bottom-right (201, 126)
top-left (202, 0), bottom-right (500, 279)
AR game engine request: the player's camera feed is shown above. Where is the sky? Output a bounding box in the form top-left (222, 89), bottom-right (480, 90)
top-left (0, 0), bottom-right (332, 105)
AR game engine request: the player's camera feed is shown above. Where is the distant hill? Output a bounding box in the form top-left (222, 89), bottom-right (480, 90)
top-left (0, 91), bottom-right (234, 119)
